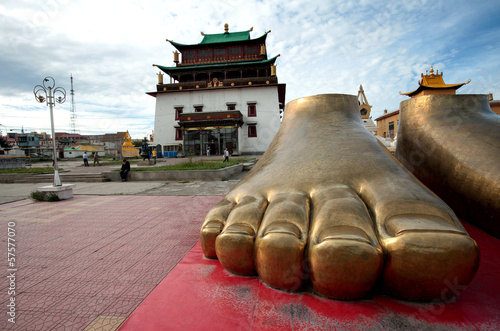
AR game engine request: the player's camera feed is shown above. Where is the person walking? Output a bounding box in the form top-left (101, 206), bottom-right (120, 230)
top-left (120, 159), bottom-right (131, 181)
top-left (207, 147), bottom-right (210, 157)
top-left (93, 152), bottom-right (100, 166)
top-left (83, 152), bottom-right (89, 167)
top-left (223, 148), bottom-right (229, 162)
top-left (152, 149), bottom-right (157, 165)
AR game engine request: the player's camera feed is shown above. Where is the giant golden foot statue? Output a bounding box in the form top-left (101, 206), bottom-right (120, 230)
top-left (201, 94), bottom-right (479, 301)
top-left (396, 94), bottom-right (500, 238)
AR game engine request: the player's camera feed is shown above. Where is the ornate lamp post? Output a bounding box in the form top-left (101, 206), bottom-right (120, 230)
top-left (33, 77), bottom-right (66, 186)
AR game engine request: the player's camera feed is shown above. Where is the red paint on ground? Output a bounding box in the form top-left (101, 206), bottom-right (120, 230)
top-left (120, 221), bottom-right (500, 330)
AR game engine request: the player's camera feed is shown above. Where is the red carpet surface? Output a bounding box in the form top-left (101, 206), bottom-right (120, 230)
top-left (120, 222), bottom-right (500, 330)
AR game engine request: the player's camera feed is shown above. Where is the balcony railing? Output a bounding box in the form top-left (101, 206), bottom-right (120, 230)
top-left (157, 76), bottom-right (278, 92)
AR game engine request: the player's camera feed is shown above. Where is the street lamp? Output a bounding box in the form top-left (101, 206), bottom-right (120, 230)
top-left (33, 77), bottom-right (66, 186)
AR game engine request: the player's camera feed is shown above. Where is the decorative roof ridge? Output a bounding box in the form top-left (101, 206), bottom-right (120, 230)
top-left (167, 24), bottom-right (270, 49)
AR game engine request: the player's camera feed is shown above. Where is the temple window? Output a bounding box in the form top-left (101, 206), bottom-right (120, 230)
top-left (244, 45), bottom-right (259, 58)
top-left (175, 128), bottom-right (183, 141)
top-left (247, 102), bottom-right (257, 117)
top-left (248, 125), bottom-right (257, 137)
top-left (198, 49), bottom-right (211, 62)
top-left (194, 105), bottom-right (203, 112)
top-left (182, 50), bottom-right (196, 64)
top-left (214, 48), bottom-right (226, 61)
top-left (228, 46), bottom-right (242, 60)
top-left (227, 102), bottom-right (236, 111)
top-left (175, 107), bottom-right (183, 120)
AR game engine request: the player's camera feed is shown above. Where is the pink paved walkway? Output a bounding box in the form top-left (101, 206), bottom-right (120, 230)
top-left (0, 195), bottom-right (222, 330)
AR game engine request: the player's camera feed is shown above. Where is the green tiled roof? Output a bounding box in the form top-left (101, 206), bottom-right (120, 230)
top-left (155, 56), bottom-right (279, 74)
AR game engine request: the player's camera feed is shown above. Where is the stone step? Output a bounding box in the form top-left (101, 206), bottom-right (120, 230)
top-left (14, 173), bottom-right (110, 183)
top-left (242, 159), bottom-right (257, 171)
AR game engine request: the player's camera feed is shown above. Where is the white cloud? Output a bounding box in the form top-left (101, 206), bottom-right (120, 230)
top-left (0, 0), bottom-right (499, 138)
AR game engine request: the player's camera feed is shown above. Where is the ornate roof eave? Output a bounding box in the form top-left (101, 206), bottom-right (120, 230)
top-left (153, 55), bottom-right (279, 75)
top-left (167, 32), bottom-right (268, 51)
top-left (399, 79), bottom-right (471, 96)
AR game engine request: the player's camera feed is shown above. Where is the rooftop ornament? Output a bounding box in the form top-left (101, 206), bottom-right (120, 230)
top-left (33, 77), bottom-right (66, 186)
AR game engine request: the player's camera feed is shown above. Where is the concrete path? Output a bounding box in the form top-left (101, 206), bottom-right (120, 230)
top-left (0, 163), bottom-right (248, 204)
top-left (0, 177), bottom-right (244, 205)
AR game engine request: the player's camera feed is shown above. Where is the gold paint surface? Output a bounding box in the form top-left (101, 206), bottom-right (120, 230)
top-left (397, 94), bottom-right (500, 237)
top-left (201, 94), bottom-right (479, 301)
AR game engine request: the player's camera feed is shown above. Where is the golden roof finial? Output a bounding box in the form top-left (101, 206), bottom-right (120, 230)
top-left (430, 66), bottom-right (434, 75)
top-left (224, 23), bottom-right (229, 32)
top-left (200, 31), bottom-right (205, 36)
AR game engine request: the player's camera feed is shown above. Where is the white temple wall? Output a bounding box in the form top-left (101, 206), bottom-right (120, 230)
top-left (154, 85), bottom-right (282, 154)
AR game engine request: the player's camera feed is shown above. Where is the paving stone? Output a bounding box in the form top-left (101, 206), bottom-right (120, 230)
top-left (0, 195), bottom-right (217, 330)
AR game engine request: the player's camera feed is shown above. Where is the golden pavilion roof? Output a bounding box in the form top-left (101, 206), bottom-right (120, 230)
top-left (400, 67), bottom-right (471, 97)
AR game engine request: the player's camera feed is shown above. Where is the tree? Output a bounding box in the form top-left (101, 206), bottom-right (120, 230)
top-left (0, 135), bottom-right (12, 151)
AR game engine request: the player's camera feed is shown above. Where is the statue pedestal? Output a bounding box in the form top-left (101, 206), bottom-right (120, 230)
top-left (38, 184), bottom-right (76, 200)
top-left (122, 148), bottom-right (139, 158)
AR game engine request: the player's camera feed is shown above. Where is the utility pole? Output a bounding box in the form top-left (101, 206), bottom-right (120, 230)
top-left (70, 74), bottom-right (80, 134)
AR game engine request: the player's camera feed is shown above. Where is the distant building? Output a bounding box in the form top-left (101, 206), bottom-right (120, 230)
top-left (489, 93), bottom-right (500, 116)
top-left (63, 144), bottom-right (105, 159)
top-left (375, 109), bottom-right (400, 139)
top-left (148, 24), bottom-right (286, 156)
top-left (101, 132), bottom-right (127, 157)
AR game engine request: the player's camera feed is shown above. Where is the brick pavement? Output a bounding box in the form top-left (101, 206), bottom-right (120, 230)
top-left (0, 195), bottom-right (222, 330)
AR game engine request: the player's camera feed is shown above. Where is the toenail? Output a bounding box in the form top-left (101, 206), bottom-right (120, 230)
top-left (386, 215), bottom-right (463, 237)
top-left (223, 223), bottom-right (255, 236)
top-left (263, 222), bottom-right (301, 239)
top-left (318, 225), bottom-right (371, 244)
top-left (203, 222), bottom-right (223, 232)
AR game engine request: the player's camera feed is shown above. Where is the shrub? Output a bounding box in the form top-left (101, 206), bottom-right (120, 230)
top-left (29, 190), bottom-right (61, 202)
top-left (46, 193), bottom-right (61, 202)
top-left (30, 190), bottom-right (46, 201)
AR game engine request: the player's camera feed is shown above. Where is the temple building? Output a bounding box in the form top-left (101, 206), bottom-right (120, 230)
top-left (400, 66), bottom-right (470, 98)
top-left (377, 67), bottom-right (474, 138)
top-left (147, 24), bottom-right (286, 156)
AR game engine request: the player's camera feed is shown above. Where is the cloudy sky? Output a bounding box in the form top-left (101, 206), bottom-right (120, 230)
top-left (1, 0), bottom-right (499, 139)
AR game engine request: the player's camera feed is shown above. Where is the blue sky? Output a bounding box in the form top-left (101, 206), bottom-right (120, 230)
top-left (1, 0), bottom-right (499, 139)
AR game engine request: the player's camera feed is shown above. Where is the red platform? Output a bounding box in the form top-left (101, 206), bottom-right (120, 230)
top-left (120, 222), bottom-right (500, 330)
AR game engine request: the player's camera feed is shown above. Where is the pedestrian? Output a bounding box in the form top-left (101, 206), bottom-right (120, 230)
top-left (120, 159), bottom-right (131, 182)
top-left (223, 148), bottom-right (229, 162)
top-left (83, 151), bottom-right (89, 167)
top-left (93, 152), bottom-right (100, 166)
top-left (152, 149), bottom-right (157, 165)
top-left (52, 155), bottom-right (55, 167)
top-left (207, 147), bottom-right (210, 157)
